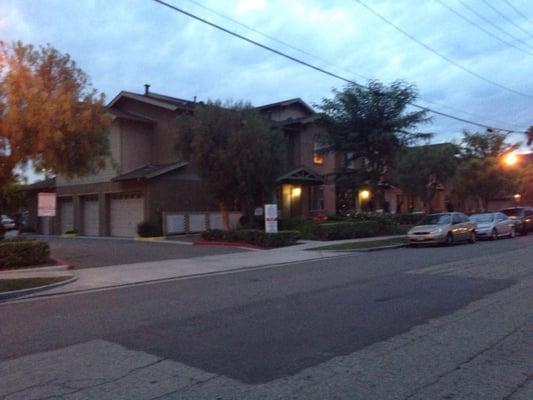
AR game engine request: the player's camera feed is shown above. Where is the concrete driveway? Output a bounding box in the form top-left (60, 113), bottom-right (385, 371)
top-left (41, 236), bottom-right (248, 269)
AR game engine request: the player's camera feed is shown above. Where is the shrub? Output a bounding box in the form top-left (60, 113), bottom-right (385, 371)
top-left (313, 221), bottom-right (381, 241)
top-left (279, 217), bottom-right (319, 239)
top-left (137, 221), bottom-right (163, 237)
top-left (200, 229), bottom-right (301, 247)
top-left (201, 229), bottom-right (226, 241)
top-left (390, 213), bottom-right (426, 225)
top-left (0, 224), bottom-right (4, 240)
top-left (0, 239), bottom-right (50, 268)
top-left (63, 229), bottom-right (78, 235)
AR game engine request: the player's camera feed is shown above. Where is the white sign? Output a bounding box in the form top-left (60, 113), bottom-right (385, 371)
top-left (38, 192), bottom-right (57, 217)
top-left (264, 204), bottom-right (278, 233)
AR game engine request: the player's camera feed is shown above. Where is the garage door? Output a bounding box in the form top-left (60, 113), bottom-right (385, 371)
top-left (83, 198), bottom-right (100, 236)
top-left (60, 199), bottom-right (74, 234)
top-left (110, 194), bottom-right (144, 237)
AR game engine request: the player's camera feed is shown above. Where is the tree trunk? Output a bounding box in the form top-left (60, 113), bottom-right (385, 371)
top-left (219, 202), bottom-right (230, 231)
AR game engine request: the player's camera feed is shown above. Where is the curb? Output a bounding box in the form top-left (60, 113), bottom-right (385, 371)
top-left (308, 243), bottom-right (408, 253)
top-left (192, 240), bottom-right (264, 250)
top-left (0, 274), bottom-right (78, 301)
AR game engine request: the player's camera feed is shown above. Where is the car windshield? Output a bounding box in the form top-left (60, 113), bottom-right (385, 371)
top-left (418, 214), bottom-right (451, 225)
top-left (470, 214), bottom-right (494, 223)
top-left (501, 208), bottom-right (523, 218)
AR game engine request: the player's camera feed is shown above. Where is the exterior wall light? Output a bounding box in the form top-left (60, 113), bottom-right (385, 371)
top-left (291, 187), bottom-right (302, 198)
top-left (360, 190), bottom-right (370, 200)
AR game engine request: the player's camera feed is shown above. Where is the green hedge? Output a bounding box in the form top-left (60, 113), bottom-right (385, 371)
top-left (278, 217), bottom-right (318, 240)
top-left (0, 239), bottom-right (50, 268)
top-left (313, 221), bottom-right (381, 241)
top-left (137, 221), bottom-right (163, 237)
top-left (201, 229), bottom-right (301, 248)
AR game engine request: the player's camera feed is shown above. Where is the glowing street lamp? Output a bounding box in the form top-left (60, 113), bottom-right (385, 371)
top-left (503, 153), bottom-right (518, 167)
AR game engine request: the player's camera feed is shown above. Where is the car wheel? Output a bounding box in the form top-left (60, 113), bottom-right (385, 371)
top-left (510, 226), bottom-right (516, 238)
top-left (446, 233), bottom-right (454, 245)
top-left (468, 231), bottom-right (476, 244)
top-left (490, 229), bottom-right (498, 241)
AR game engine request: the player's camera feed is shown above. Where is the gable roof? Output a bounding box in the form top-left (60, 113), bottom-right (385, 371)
top-left (256, 98), bottom-right (315, 114)
top-left (113, 161), bottom-right (188, 181)
top-left (107, 91), bottom-right (195, 111)
top-left (107, 108), bottom-right (156, 124)
top-left (276, 166), bottom-right (324, 185)
top-left (19, 177), bottom-right (56, 192)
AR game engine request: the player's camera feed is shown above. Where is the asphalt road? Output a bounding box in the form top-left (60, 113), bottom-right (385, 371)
top-left (2, 235), bottom-right (531, 388)
top-left (42, 236), bottom-right (247, 268)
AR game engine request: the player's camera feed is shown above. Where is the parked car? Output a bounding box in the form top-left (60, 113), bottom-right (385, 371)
top-left (500, 207), bottom-right (533, 235)
top-left (407, 212), bottom-right (477, 246)
top-left (1, 215), bottom-right (16, 230)
top-left (469, 212), bottom-right (515, 240)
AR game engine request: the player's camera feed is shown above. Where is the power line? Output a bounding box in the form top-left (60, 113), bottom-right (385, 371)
top-left (502, 0), bottom-right (533, 28)
top-left (457, 0), bottom-right (533, 51)
top-left (480, 0), bottom-right (533, 40)
top-left (151, 0), bottom-right (526, 133)
top-left (354, 0), bottom-right (533, 100)
top-left (182, 0), bottom-right (526, 130)
top-left (435, 0), bottom-right (533, 56)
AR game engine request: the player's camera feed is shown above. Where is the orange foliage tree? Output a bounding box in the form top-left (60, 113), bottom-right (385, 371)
top-left (0, 41), bottom-right (110, 188)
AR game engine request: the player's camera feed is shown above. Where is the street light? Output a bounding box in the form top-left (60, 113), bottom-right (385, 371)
top-left (503, 153), bottom-right (518, 167)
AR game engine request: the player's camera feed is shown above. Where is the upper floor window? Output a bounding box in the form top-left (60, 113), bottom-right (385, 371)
top-left (313, 141), bottom-right (325, 165)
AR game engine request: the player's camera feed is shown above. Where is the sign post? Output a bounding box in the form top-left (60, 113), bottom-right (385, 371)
top-left (38, 192), bottom-right (57, 217)
top-left (264, 204), bottom-right (278, 233)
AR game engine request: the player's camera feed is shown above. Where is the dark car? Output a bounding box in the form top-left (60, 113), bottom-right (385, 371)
top-left (500, 207), bottom-right (533, 235)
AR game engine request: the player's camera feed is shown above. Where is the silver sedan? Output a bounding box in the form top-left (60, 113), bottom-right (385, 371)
top-left (469, 212), bottom-right (515, 240)
top-left (408, 212), bottom-right (477, 245)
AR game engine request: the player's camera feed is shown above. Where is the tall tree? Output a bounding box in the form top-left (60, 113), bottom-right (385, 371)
top-left (176, 101), bottom-right (286, 229)
top-left (0, 41), bottom-right (110, 189)
top-left (526, 126), bottom-right (533, 147)
top-left (393, 143), bottom-right (458, 212)
top-left (318, 81), bottom-right (431, 206)
top-left (452, 130), bottom-right (520, 211)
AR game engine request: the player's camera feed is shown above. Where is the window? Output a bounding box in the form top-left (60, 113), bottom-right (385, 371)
top-left (313, 141), bottom-right (324, 165)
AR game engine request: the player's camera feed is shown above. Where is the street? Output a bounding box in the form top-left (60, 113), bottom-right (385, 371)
top-left (1, 236), bottom-right (532, 399)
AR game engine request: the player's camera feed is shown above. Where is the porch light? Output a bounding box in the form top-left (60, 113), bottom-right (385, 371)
top-left (291, 187), bottom-right (302, 198)
top-left (360, 190), bottom-right (370, 200)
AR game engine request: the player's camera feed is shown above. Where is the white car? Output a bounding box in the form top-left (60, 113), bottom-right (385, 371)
top-left (1, 215), bottom-right (16, 230)
top-left (408, 212), bottom-right (477, 246)
top-left (469, 212), bottom-right (515, 240)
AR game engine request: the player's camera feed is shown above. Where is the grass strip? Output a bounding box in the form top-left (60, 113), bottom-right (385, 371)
top-left (308, 237), bottom-right (408, 251)
top-left (0, 277), bottom-right (69, 292)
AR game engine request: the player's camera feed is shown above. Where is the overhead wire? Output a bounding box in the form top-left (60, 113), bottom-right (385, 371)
top-left (354, 0), bottom-right (533, 100)
top-left (151, 0), bottom-right (527, 133)
top-left (501, 0), bottom-right (533, 28)
top-left (480, 0), bottom-right (533, 40)
top-left (435, 0), bottom-right (533, 56)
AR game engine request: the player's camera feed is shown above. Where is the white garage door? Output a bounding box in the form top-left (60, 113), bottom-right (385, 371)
top-left (60, 199), bottom-right (74, 234)
top-left (110, 194), bottom-right (144, 237)
top-left (83, 199), bottom-right (100, 236)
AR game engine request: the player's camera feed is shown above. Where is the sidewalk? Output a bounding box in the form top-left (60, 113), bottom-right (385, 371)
top-left (19, 236), bottom-right (403, 298)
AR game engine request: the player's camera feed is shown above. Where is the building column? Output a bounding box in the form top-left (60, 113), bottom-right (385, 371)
top-left (73, 195), bottom-right (82, 234)
top-left (99, 193), bottom-right (109, 236)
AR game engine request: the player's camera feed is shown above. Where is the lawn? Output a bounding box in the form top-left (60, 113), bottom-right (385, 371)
top-left (0, 277), bottom-right (69, 292)
top-left (308, 237), bottom-right (408, 251)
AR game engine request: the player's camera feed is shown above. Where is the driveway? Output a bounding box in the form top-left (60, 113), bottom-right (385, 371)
top-left (41, 236), bottom-right (248, 268)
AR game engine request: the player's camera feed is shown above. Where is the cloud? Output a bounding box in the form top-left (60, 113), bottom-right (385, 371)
top-left (0, 0), bottom-right (531, 147)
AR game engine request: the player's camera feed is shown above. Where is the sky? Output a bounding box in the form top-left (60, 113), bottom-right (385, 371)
top-left (1, 0), bottom-right (532, 181)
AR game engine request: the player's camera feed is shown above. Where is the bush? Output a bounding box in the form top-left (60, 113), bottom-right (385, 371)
top-left (63, 229), bottom-right (78, 235)
top-left (0, 224), bottom-right (4, 240)
top-left (390, 213), bottom-right (426, 225)
top-left (313, 221), bottom-right (381, 241)
top-left (200, 229), bottom-right (301, 247)
top-left (0, 239), bottom-right (50, 268)
top-left (137, 221), bottom-right (163, 237)
top-left (201, 229), bottom-right (226, 241)
top-left (279, 217), bottom-right (319, 239)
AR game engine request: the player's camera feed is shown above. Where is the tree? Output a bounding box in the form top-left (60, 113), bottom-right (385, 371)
top-left (176, 101), bottom-right (286, 229)
top-left (526, 126), bottom-right (533, 147)
top-left (0, 41), bottom-right (110, 189)
top-left (393, 143), bottom-right (458, 212)
top-left (0, 180), bottom-right (26, 215)
top-left (451, 130), bottom-right (520, 211)
top-left (318, 81), bottom-right (431, 207)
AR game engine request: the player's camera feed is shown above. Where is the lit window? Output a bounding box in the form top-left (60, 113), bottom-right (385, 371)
top-left (313, 141), bottom-right (324, 165)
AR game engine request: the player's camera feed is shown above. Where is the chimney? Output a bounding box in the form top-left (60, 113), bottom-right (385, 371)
top-left (144, 84), bottom-right (150, 95)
